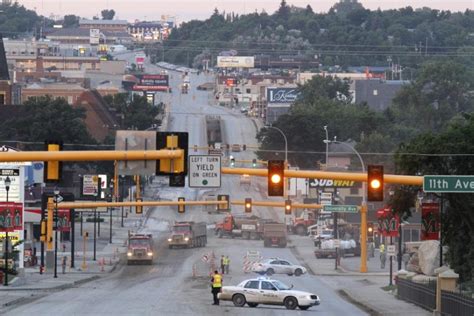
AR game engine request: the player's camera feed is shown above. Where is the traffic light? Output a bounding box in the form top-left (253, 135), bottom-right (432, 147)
top-left (136, 198), bottom-right (143, 214)
top-left (252, 159), bottom-right (257, 168)
top-left (367, 222), bottom-right (374, 241)
top-left (284, 200), bottom-right (292, 215)
top-left (178, 197), bottom-right (185, 213)
top-left (217, 194), bottom-right (230, 211)
top-left (230, 156), bottom-right (235, 167)
top-left (244, 198), bottom-right (252, 213)
top-left (268, 160), bottom-right (285, 196)
top-left (367, 165), bottom-right (384, 201)
top-left (242, 144), bottom-right (246, 151)
top-left (44, 141), bottom-right (63, 183)
top-left (40, 219), bottom-right (47, 242)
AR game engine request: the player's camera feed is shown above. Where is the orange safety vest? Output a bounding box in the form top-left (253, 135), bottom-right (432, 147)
top-left (212, 274), bottom-right (222, 288)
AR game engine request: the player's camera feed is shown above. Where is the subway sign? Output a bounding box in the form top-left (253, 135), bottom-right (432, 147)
top-left (309, 179), bottom-right (355, 188)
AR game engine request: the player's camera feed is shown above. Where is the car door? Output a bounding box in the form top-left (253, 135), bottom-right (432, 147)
top-left (242, 280), bottom-right (260, 303)
top-left (269, 260), bottom-right (284, 274)
top-left (260, 281), bottom-right (280, 304)
top-left (279, 260), bottom-right (293, 274)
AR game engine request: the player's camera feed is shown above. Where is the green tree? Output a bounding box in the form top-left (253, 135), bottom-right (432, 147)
top-left (63, 14), bottom-right (80, 28)
top-left (101, 9), bottom-right (115, 20)
top-left (0, 96), bottom-right (94, 147)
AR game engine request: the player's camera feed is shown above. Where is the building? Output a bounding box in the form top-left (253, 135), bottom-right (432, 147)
top-left (47, 28), bottom-right (133, 46)
top-left (21, 83), bottom-right (86, 104)
top-left (0, 36), bottom-right (12, 104)
top-left (127, 21), bottom-right (174, 42)
top-left (79, 19), bottom-right (128, 32)
top-left (355, 79), bottom-right (409, 111)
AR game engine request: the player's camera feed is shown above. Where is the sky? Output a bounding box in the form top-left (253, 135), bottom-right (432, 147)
top-left (19, 0), bottom-right (474, 22)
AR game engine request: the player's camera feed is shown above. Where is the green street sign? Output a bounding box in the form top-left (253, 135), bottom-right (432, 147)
top-left (423, 175), bottom-right (474, 193)
top-left (323, 205), bottom-right (358, 213)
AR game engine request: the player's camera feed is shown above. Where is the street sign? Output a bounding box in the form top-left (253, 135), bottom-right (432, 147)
top-left (319, 192), bottom-right (332, 206)
top-left (189, 155), bottom-right (221, 188)
top-left (423, 175), bottom-right (474, 193)
top-left (323, 205), bottom-right (358, 213)
top-left (387, 245), bottom-right (396, 257)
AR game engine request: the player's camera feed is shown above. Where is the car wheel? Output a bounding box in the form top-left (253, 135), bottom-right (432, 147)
top-left (299, 306), bottom-right (310, 310)
top-left (284, 296), bottom-right (298, 310)
top-left (266, 268), bottom-right (274, 276)
top-left (247, 303), bottom-right (258, 308)
top-left (287, 273), bottom-right (293, 276)
top-left (294, 268), bottom-right (303, 276)
top-left (232, 294), bottom-right (246, 307)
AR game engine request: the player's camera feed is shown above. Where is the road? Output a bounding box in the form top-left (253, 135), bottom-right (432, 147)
top-left (6, 57), bottom-right (367, 315)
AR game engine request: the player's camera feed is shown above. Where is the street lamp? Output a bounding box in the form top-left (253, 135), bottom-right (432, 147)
top-left (109, 181), bottom-right (114, 244)
top-left (323, 126), bottom-right (328, 169)
top-left (265, 125), bottom-right (288, 164)
top-left (3, 176), bottom-right (11, 286)
top-left (323, 139), bottom-right (368, 273)
top-left (120, 175), bottom-right (125, 228)
top-left (53, 187), bottom-right (60, 278)
top-left (93, 189), bottom-right (97, 261)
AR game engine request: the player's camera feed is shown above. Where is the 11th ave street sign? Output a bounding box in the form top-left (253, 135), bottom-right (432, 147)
top-left (189, 155), bottom-right (221, 188)
top-left (323, 205), bottom-right (358, 213)
top-left (423, 175), bottom-right (474, 193)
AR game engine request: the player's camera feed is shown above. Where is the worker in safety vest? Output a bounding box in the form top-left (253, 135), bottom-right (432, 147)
top-left (211, 270), bottom-right (222, 305)
top-left (223, 256), bottom-right (230, 274)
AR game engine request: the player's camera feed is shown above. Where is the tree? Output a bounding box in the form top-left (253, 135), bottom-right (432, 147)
top-left (63, 14), bottom-right (80, 28)
top-left (101, 9), bottom-right (115, 20)
top-left (0, 96), bottom-right (95, 147)
top-left (394, 116), bottom-right (474, 282)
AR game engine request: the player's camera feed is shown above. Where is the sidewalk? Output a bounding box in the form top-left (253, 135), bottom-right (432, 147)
top-left (289, 235), bottom-right (430, 316)
top-left (0, 192), bottom-right (151, 312)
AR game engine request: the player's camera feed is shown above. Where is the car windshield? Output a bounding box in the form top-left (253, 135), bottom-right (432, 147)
top-left (173, 226), bottom-right (191, 232)
top-left (129, 239), bottom-right (150, 246)
top-left (272, 280), bottom-right (291, 291)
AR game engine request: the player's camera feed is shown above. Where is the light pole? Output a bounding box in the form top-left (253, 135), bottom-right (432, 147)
top-left (3, 176), bottom-right (11, 286)
top-left (120, 175), bottom-right (125, 227)
top-left (109, 182), bottom-right (113, 244)
top-left (324, 139), bottom-right (368, 273)
top-left (93, 189), bottom-right (97, 261)
top-left (265, 125), bottom-right (288, 163)
top-left (53, 187), bottom-right (60, 278)
top-left (323, 126), bottom-right (329, 168)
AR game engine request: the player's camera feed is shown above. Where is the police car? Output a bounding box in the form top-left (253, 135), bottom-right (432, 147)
top-left (218, 277), bottom-right (320, 310)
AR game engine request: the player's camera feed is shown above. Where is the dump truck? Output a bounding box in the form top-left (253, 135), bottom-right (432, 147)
top-left (168, 221), bottom-right (207, 249)
top-left (127, 234), bottom-right (154, 265)
top-left (215, 214), bottom-right (266, 240)
top-left (263, 223), bottom-right (287, 248)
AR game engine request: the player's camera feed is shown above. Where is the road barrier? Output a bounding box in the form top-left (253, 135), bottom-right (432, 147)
top-left (243, 250), bottom-right (262, 273)
top-left (192, 251), bottom-right (216, 278)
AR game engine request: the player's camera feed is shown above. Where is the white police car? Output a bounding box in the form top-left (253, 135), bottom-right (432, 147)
top-left (218, 277), bottom-right (320, 310)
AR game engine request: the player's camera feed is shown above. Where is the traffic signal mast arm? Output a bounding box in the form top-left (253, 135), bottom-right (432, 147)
top-left (222, 167), bottom-right (423, 186)
top-left (58, 200), bottom-right (322, 209)
top-left (0, 150), bottom-right (183, 161)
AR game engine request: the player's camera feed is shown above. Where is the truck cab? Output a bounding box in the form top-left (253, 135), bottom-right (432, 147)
top-left (127, 234), bottom-right (154, 265)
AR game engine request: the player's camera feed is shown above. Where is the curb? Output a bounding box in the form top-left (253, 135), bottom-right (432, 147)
top-left (338, 289), bottom-right (382, 316)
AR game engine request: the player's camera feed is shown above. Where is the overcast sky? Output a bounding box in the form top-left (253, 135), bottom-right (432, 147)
top-left (21, 0), bottom-right (473, 22)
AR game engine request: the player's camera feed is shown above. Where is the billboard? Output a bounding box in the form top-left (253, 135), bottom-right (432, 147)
top-left (132, 74), bottom-right (169, 91)
top-left (217, 56), bottom-right (255, 68)
top-left (0, 202), bottom-right (23, 232)
top-left (266, 87), bottom-right (299, 105)
top-left (82, 175), bottom-right (100, 196)
top-left (0, 169), bottom-right (20, 202)
top-left (376, 208), bottom-right (399, 237)
top-left (90, 29), bottom-right (100, 45)
top-left (309, 179), bottom-right (355, 188)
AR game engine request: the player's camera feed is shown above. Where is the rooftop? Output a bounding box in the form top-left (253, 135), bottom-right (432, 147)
top-left (79, 19), bottom-right (128, 26)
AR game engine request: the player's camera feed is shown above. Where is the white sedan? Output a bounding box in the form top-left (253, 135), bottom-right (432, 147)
top-left (251, 258), bottom-right (307, 276)
top-left (218, 277), bottom-right (320, 310)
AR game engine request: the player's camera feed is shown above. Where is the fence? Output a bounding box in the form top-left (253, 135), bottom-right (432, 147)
top-left (441, 290), bottom-right (474, 316)
top-left (396, 277), bottom-right (436, 311)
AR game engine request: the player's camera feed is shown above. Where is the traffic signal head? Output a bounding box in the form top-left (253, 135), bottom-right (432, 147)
top-left (242, 144), bottom-right (246, 151)
top-left (367, 165), bottom-right (384, 201)
top-left (230, 156), bottom-right (235, 167)
top-left (244, 198), bottom-right (252, 213)
top-left (252, 159), bottom-right (257, 168)
top-left (284, 200), bottom-right (292, 215)
top-left (136, 198), bottom-right (143, 214)
top-left (268, 160), bottom-right (285, 196)
top-left (178, 197), bottom-right (185, 213)
top-left (44, 141), bottom-right (63, 183)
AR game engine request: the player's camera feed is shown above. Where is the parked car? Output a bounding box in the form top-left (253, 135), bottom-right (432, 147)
top-left (218, 277), bottom-right (320, 310)
top-left (251, 258), bottom-right (307, 276)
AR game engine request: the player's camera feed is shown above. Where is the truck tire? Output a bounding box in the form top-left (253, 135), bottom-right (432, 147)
top-left (242, 231), bottom-right (250, 240)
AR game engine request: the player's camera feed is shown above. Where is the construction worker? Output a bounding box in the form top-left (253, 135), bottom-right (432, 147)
top-left (223, 256), bottom-right (230, 274)
top-left (380, 244), bottom-right (386, 269)
top-left (220, 255), bottom-right (225, 274)
top-left (211, 270), bottom-right (222, 305)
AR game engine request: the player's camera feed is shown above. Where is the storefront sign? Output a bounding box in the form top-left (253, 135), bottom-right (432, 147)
top-left (421, 202), bottom-right (439, 240)
top-left (0, 202), bottom-right (23, 232)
